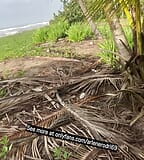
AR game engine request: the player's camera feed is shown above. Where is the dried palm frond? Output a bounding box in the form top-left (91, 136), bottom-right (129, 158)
top-left (0, 59), bottom-right (144, 160)
top-left (58, 74), bottom-right (123, 101)
top-left (6, 108), bottom-right (73, 159)
top-left (56, 92), bottom-right (144, 160)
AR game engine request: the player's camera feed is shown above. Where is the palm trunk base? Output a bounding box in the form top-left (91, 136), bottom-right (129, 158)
top-left (126, 55), bottom-right (144, 85)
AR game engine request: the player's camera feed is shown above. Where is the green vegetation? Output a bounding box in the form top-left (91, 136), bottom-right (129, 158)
top-left (98, 39), bottom-right (118, 67)
top-left (33, 19), bottom-right (69, 43)
top-left (0, 136), bottom-right (12, 159)
top-left (0, 27), bottom-right (66, 61)
top-left (0, 88), bottom-right (7, 97)
top-left (123, 26), bottom-right (134, 49)
top-left (52, 0), bottom-right (85, 25)
top-left (53, 147), bottom-right (71, 160)
top-left (33, 21), bottom-right (93, 43)
top-left (0, 0), bottom-right (134, 68)
top-left (14, 70), bottom-right (26, 78)
top-left (0, 30), bottom-right (34, 61)
top-left (32, 27), bottom-right (49, 44)
top-left (97, 23), bottom-right (117, 67)
top-left (66, 23), bottom-right (93, 42)
top-left (97, 23), bottom-right (133, 67)
top-left (97, 23), bottom-right (111, 38)
top-left (0, 21), bottom-right (132, 66)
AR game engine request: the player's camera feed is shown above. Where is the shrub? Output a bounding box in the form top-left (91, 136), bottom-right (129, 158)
top-left (33, 27), bottom-right (49, 43)
top-left (123, 26), bottom-right (134, 49)
top-left (98, 39), bottom-right (118, 67)
top-left (97, 23), bottom-right (111, 38)
top-left (46, 20), bottom-right (69, 42)
top-left (33, 19), bottom-right (69, 43)
top-left (51, 0), bottom-right (85, 25)
top-left (66, 23), bottom-right (93, 42)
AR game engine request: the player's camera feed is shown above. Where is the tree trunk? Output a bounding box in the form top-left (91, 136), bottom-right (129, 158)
top-left (77, 0), bottom-right (102, 39)
top-left (133, 1), bottom-right (144, 55)
top-left (105, 13), bottom-right (131, 65)
top-left (126, 55), bottom-right (144, 85)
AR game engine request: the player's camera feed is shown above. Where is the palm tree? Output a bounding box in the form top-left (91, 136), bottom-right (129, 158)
top-left (80, 0), bottom-right (144, 84)
top-left (76, 0), bottom-right (133, 65)
top-left (77, 0), bottom-right (102, 38)
top-left (1, 1), bottom-right (144, 160)
top-left (104, 4), bottom-right (131, 64)
top-left (86, 0), bottom-right (144, 56)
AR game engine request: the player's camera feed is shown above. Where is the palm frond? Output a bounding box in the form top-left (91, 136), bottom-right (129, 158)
top-left (86, 0), bottom-right (136, 19)
top-left (56, 92), bottom-right (144, 159)
top-left (1, 59), bottom-right (144, 159)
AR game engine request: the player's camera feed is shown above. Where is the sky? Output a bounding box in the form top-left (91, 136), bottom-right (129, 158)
top-left (0, 0), bottom-right (63, 29)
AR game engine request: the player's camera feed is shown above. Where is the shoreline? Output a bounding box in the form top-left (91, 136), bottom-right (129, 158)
top-left (0, 21), bottom-right (49, 38)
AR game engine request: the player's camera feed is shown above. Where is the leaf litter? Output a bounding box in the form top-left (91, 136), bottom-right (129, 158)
top-left (0, 57), bottom-right (144, 160)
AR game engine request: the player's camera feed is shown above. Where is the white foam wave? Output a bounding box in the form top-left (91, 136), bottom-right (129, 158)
top-left (0, 21), bottom-right (49, 37)
top-left (5, 31), bottom-right (19, 36)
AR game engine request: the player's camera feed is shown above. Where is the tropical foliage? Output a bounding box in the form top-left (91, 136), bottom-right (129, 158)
top-left (1, 0), bottom-right (144, 160)
top-left (66, 23), bottom-right (93, 42)
top-left (87, 0), bottom-right (144, 56)
top-left (33, 19), bottom-right (69, 43)
top-left (98, 39), bottom-right (117, 67)
top-left (51, 0), bottom-right (85, 25)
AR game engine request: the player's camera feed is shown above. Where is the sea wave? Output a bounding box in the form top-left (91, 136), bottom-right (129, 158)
top-left (0, 21), bottom-right (49, 37)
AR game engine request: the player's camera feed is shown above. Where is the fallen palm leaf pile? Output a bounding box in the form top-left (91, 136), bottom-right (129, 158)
top-left (0, 58), bottom-right (144, 160)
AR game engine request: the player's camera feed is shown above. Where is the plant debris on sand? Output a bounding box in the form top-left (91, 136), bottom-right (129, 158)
top-left (0, 57), bottom-right (144, 160)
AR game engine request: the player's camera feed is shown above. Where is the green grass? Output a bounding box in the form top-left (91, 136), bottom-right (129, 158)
top-left (0, 20), bottom-right (133, 63)
top-left (0, 136), bottom-right (12, 159)
top-left (0, 30), bottom-right (36, 61)
top-left (53, 147), bottom-right (71, 160)
top-left (0, 28), bottom-right (76, 62)
top-left (98, 39), bottom-right (118, 68)
top-left (97, 22), bottom-right (133, 68)
top-left (66, 23), bottom-right (93, 42)
top-left (0, 20), bottom-right (71, 61)
top-left (33, 19), bottom-right (69, 43)
top-left (123, 26), bottom-right (134, 49)
top-left (97, 23), bottom-right (111, 38)
top-left (0, 88), bottom-right (7, 98)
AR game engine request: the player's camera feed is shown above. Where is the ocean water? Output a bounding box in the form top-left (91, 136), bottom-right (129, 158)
top-left (0, 0), bottom-right (63, 37)
top-left (0, 21), bottom-right (49, 37)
